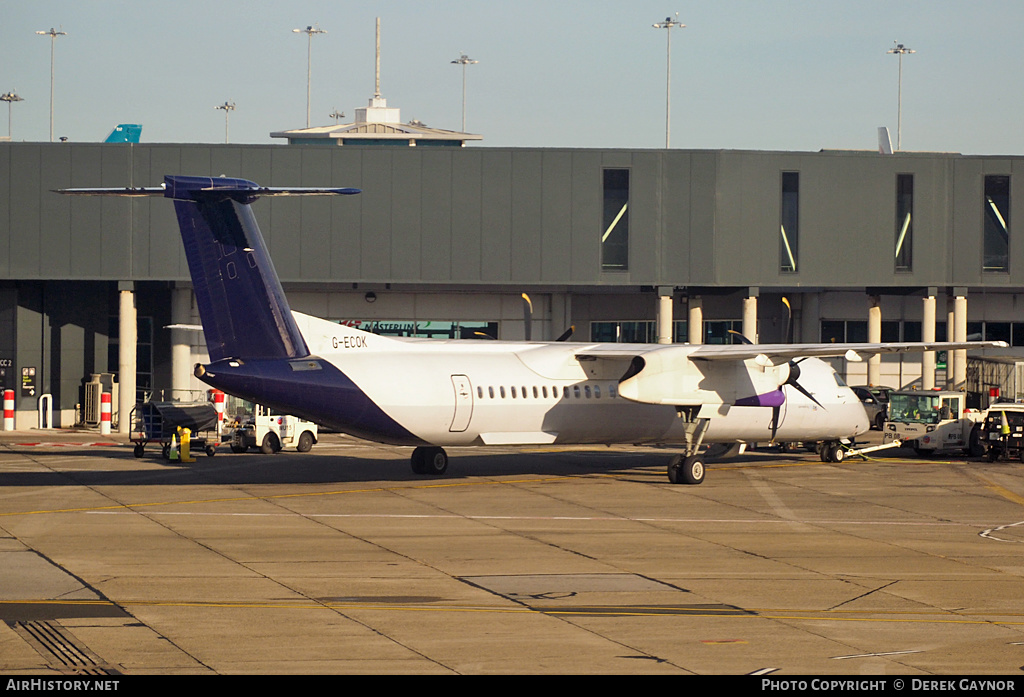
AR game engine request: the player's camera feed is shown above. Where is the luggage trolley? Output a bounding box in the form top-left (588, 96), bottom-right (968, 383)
top-left (130, 401), bottom-right (220, 459)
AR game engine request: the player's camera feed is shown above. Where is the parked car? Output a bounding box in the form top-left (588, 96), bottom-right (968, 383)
top-left (851, 385), bottom-right (894, 430)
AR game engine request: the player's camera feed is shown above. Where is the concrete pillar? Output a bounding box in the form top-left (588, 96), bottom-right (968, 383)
top-left (656, 287), bottom-right (674, 344)
top-left (921, 291), bottom-right (937, 390)
top-left (946, 300), bottom-right (956, 389)
top-left (687, 296), bottom-right (703, 345)
top-left (118, 283), bottom-right (137, 434)
top-left (952, 291), bottom-right (968, 391)
top-left (867, 295), bottom-right (882, 385)
top-left (742, 288), bottom-right (758, 343)
top-left (171, 286), bottom-right (193, 400)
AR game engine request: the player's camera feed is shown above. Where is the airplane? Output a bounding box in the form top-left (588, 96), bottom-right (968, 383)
top-left (59, 175), bottom-right (1007, 484)
top-left (103, 124), bottom-right (142, 143)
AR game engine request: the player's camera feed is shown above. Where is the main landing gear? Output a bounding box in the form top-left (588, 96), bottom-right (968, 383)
top-left (410, 446), bottom-right (449, 476)
top-left (666, 411), bottom-right (710, 485)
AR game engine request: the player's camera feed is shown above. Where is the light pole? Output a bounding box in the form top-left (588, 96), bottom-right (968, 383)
top-left (887, 41), bottom-right (915, 151)
top-left (36, 27), bottom-right (67, 142)
top-left (451, 53), bottom-right (478, 132)
top-left (329, 109), bottom-right (345, 123)
top-left (1, 91), bottom-right (24, 139)
top-left (293, 24), bottom-right (326, 128)
top-left (215, 101), bottom-right (236, 143)
top-left (652, 14), bottom-right (685, 149)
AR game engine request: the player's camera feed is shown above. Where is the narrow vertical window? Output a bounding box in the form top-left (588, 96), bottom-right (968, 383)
top-left (601, 169), bottom-right (630, 270)
top-left (984, 175), bottom-right (1010, 273)
top-left (895, 174), bottom-right (913, 271)
top-left (780, 172), bottom-right (799, 272)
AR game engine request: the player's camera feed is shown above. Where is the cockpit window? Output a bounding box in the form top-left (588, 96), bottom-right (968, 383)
top-left (833, 372), bottom-right (848, 387)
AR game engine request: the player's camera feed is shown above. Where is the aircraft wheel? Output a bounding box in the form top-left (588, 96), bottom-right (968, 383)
top-left (133, 444), bottom-right (145, 458)
top-left (296, 431), bottom-right (314, 453)
top-left (819, 442), bottom-right (831, 462)
top-left (829, 444), bottom-right (845, 463)
top-left (410, 447), bottom-right (427, 474)
top-left (423, 447), bottom-right (448, 476)
top-left (667, 455), bottom-right (705, 485)
top-left (260, 433), bottom-right (281, 454)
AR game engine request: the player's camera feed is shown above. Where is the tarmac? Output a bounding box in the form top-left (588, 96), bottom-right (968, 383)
top-left (0, 427), bottom-right (1023, 675)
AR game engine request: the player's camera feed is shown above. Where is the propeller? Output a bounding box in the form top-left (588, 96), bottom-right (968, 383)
top-left (770, 357), bottom-right (824, 441)
top-left (555, 325), bottom-right (575, 342)
top-left (727, 329), bottom-right (753, 345)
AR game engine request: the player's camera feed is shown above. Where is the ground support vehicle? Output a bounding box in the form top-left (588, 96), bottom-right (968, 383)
top-left (882, 390), bottom-right (985, 457)
top-left (130, 401), bottom-right (219, 459)
top-left (979, 403), bottom-right (1024, 461)
top-left (224, 404), bottom-right (318, 454)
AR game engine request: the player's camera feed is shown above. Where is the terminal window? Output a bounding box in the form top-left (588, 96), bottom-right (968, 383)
top-left (984, 175), bottom-right (1010, 273)
top-left (780, 172), bottom-right (799, 273)
top-left (601, 169), bottom-right (630, 271)
top-left (895, 174), bottom-right (913, 271)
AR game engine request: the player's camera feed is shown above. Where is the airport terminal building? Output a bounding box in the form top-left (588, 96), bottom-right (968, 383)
top-left (2, 141), bottom-right (1023, 428)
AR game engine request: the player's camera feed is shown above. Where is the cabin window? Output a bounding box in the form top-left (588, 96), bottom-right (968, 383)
top-left (573, 386), bottom-right (581, 399)
top-left (533, 386), bottom-right (539, 398)
top-left (584, 386), bottom-right (592, 399)
top-left (542, 386), bottom-right (548, 398)
top-left (563, 386), bottom-right (570, 399)
top-left (500, 386), bottom-right (506, 399)
top-left (488, 386), bottom-right (494, 399)
top-left (511, 386), bottom-right (517, 398)
top-left (477, 386), bottom-right (483, 398)
top-left (609, 384), bottom-right (618, 398)
top-left (594, 385), bottom-right (601, 399)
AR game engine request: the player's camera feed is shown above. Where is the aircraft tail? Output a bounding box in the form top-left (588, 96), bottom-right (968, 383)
top-left (104, 124), bottom-right (142, 143)
top-left (164, 175), bottom-right (359, 361)
top-left (58, 175), bottom-right (361, 361)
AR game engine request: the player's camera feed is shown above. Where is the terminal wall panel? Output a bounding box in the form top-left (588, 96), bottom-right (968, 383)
top-left (136, 146), bottom-right (188, 280)
top-left (510, 150), bottom-right (543, 284)
top-left (266, 148), bottom-right (302, 279)
top-left (659, 152), bottom-right (694, 286)
top-left (40, 145), bottom-right (73, 278)
top-left (9, 146), bottom-right (42, 278)
top-left (540, 151), bottom-right (573, 284)
top-left (99, 146), bottom-right (134, 279)
top-left (360, 149), bottom-right (396, 281)
top-left (67, 146), bottom-right (104, 278)
top-left (627, 151), bottom-right (662, 283)
top-left (715, 152), bottom-right (771, 287)
top-left (450, 150), bottom-right (483, 283)
top-left (951, 158), bottom-right (985, 286)
top-left (389, 150), bottom-right (420, 282)
top-left (329, 149), bottom-right (364, 283)
top-left (479, 150), bottom-right (513, 283)
top-left (0, 147), bottom-right (10, 277)
top-left (298, 148), bottom-right (333, 280)
top-left (420, 150), bottom-right (454, 282)
top-left (687, 153), bottom-right (717, 285)
top-left (570, 150), bottom-right (601, 282)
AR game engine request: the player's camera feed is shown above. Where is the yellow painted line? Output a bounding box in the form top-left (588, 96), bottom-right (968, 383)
top-left (974, 475), bottom-right (1024, 507)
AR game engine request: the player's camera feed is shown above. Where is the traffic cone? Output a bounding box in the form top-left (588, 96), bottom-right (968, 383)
top-left (169, 432), bottom-right (179, 461)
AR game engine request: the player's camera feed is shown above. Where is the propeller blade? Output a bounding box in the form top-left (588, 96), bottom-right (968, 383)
top-left (782, 359), bottom-right (825, 409)
top-left (555, 325), bottom-right (575, 342)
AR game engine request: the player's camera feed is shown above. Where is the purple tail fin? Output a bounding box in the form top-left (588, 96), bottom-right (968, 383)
top-left (165, 175), bottom-right (357, 361)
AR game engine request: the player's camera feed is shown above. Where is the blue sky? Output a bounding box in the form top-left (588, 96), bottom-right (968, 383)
top-left (1, 1), bottom-right (1021, 154)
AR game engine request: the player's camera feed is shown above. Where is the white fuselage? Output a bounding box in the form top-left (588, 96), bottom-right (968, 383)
top-left (294, 313), bottom-right (870, 447)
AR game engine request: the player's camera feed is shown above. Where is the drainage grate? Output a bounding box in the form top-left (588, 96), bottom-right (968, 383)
top-left (10, 620), bottom-right (121, 675)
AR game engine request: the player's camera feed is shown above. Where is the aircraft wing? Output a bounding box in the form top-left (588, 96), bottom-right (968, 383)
top-left (574, 340), bottom-right (1007, 366)
top-left (686, 341), bottom-right (1007, 364)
